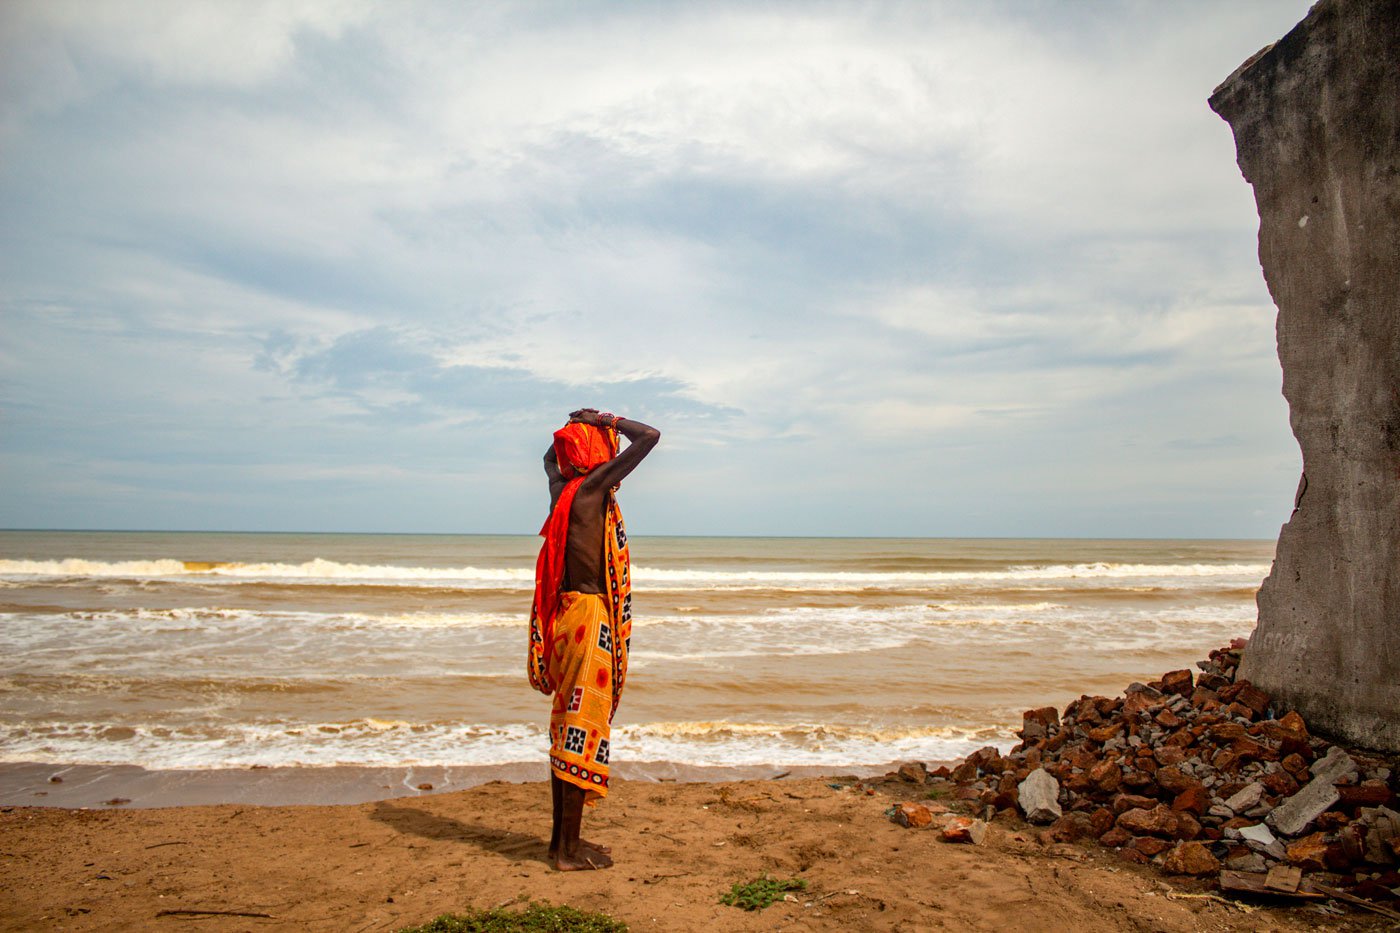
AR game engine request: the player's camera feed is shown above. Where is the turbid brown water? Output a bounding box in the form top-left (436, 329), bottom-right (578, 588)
top-left (1, 532), bottom-right (1271, 799)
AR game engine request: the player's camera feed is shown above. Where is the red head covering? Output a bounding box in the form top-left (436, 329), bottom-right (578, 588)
top-left (529, 421), bottom-right (620, 674)
top-left (552, 422), bottom-right (618, 478)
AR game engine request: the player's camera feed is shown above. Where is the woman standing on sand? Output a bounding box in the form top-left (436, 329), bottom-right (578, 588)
top-left (527, 409), bottom-right (660, 870)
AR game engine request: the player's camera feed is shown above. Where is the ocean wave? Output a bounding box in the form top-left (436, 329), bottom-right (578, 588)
top-left (0, 601), bottom-right (1255, 676)
top-left (636, 562), bottom-right (1271, 587)
top-left (52, 606), bottom-right (524, 630)
top-left (0, 558), bottom-right (531, 585)
top-left (0, 556), bottom-right (1271, 590)
top-left (0, 716), bottom-right (1015, 770)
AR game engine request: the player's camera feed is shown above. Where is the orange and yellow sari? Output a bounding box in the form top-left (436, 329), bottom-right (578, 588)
top-left (527, 423), bottom-right (632, 803)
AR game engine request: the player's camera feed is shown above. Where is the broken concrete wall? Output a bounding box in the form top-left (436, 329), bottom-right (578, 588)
top-left (1209, 0), bottom-right (1400, 751)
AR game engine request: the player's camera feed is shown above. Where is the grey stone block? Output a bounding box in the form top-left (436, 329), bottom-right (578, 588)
top-left (1224, 783), bottom-right (1265, 813)
top-left (1267, 776), bottom-right (1340, 837)
top-left (1308, 746), bottom-right (1358, 785)
top-left (1017, 768), bottom-right (1062, 825)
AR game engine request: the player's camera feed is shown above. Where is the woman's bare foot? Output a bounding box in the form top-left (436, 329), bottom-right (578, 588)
top-left (554, 843), bottom-right (614, 871)
top-left (548, 838), bottom-right (610, 861)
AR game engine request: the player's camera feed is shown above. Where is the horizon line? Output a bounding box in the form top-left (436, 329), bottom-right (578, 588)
top-left (0, 527), bottom-right (1276, 543)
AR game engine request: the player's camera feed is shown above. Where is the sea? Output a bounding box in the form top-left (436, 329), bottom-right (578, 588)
top-left (0, 531), bottom-right (1272, 781)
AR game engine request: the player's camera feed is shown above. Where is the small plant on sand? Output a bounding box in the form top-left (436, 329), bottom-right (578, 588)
top-left (719, 875), bottom-right (808, 911)
top-left (925, 786), bottom-right (950, 800)
top-left (399, 901), bottom-right (628, 933)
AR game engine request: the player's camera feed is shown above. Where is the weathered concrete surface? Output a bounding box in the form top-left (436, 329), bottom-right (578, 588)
top-left (1209, 0), bottom-right (1400, 752)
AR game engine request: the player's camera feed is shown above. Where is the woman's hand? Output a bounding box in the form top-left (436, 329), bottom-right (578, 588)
top-left (568, 408), bottom-right (615, 427)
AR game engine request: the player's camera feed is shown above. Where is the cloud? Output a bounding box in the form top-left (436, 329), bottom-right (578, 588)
top-left (0, 0), bottom-right (1310, 535)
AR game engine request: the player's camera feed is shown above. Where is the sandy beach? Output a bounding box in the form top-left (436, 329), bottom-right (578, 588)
top-left (2, 772), bottom-right (1373, 932)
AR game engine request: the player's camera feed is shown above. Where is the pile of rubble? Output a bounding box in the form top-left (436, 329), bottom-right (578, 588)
top-left (906, 642), bottom-right (1400, 907)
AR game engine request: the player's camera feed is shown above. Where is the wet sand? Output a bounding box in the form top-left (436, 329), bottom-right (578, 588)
top-left (0, 760), bottom-right (861, 808)
top-left (0, 774), bottom-right (1363, 932)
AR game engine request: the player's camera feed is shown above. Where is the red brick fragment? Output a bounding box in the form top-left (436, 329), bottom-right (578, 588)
top-left (1260, 770), bottom-right (1299, 797)
top-left (1085, 723), bottom-right (1122, 743)
top-left (1154, 746), bottom-right (1187, 766)
top-left (1162, 729), bottom-right (1194, 749)
top-left (1197, 671), bottom-right (1229, 691)
top-left (1172, 811), bottom-right (1202, 840)
top-left (1154, 766), bottom-right (1197, 795)
top-left (1131, 836), bottom-right (1172, 857)
top-left (1117, 805), bottom-right (1178, 839)
top-left (1337, 782), bottom-right (1394, 808)
top-left (1089, 760), bottom-right (1122, 793)
top-left (1208, 722), bottom-right (1247, 742)
top-left (1093, 696), bottom-right (1120, 716)
top-left (1190, 687), bottom-right (1221, 710)
top-left (1112, 793), bottom-right (1156, 814)
top-left (891, 802), bottom-right (934, 828)
top-left (1065, 748), bottom-right (1098, 771)
top-left (1315, 811), bottom-right (1350, 831)
top-left (1162, 841), bottom-right (1221, 876)
top-left (1285, 832), bottom-right (1329, 871)
top-left (1223, 702), bottom-right (1256, 721)
top-left (1172, 785), bottom-right (1209, 816)
top-left (1044, 812), bottom-right (1094, 842)
top-left (1122, 691), bottom-right (1162, 716)
top-left (1160, 669), bottom-right (1194, 697)
top-left (1099, 826), bottom-right (1131, 847)
top-left (1121, 772), bottom-right (1149, 791)
top-left (1234, 682), bottom-right (1271, 716)
top-left (1230, 737), bottom-right (1278, 762)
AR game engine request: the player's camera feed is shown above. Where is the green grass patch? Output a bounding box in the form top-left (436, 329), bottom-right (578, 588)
top-left (399, 901), bottom-right (628, 933)
top-left (719, 876), bottom-right (808, 911)
top-left (925, 786), bottom-right (951, 800)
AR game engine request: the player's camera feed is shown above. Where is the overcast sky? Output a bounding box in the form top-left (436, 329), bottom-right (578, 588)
top-left (0, 0), bottom-right (1312, 538)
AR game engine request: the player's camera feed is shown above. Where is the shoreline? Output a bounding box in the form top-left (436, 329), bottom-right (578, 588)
top-left (0, 773), bottom-right (1333, 932)
top-left (0, 759), bottom-right (900, 809)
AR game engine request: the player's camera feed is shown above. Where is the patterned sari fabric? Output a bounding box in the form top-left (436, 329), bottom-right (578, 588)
top-left (545, 591), bottom-right (625, 802)
top-left (527, 422), bottom-right (632, 802)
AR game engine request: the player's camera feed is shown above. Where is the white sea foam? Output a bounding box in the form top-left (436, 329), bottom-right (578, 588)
top-left (635, 562), bottom-right (1270, 588)
top-left (0, 717), bottom-right (1015, 769)
top-left (0, 599), bottom-right (1256, 678)
top-left (55, 607), bottom-right (522, 630)
top-left (0, 557), bottom-right (1271, 590)
top-left (0, 557), bottom-right (531, 586)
